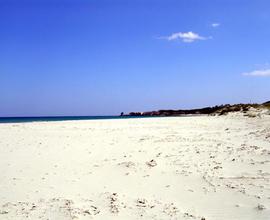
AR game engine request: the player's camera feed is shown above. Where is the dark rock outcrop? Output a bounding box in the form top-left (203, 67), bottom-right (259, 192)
top-left (263, 101), bottom-right (270, 107)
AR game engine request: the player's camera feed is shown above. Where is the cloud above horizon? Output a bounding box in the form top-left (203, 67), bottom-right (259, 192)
top-left (242, 69), bottom-right (270, 77)
top-left (211, 23), bottom-right (220, 28)
top-left (163, 31), bottom-right (210, 43)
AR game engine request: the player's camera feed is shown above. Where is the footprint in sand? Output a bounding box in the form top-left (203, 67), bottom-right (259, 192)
top-left (146, 159), bottom-right (157, 167)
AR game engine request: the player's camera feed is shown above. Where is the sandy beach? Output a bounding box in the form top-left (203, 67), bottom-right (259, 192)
top-left (0, 113), bottom-right (269, 220)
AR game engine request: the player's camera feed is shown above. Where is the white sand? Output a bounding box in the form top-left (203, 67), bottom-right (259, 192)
top-left (0, 113), bottom-right (269, 220)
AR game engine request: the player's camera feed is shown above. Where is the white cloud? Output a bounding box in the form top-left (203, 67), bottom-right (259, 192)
top-left (165, 31), bottom-right (209, 43)
top-left (211, 23), bottom-right (220, 28)
top-left (242, 69), bottom-right (270, 77)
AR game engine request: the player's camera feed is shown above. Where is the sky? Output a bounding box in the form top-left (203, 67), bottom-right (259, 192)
top-left (1, 0), bottom-right (270, 116)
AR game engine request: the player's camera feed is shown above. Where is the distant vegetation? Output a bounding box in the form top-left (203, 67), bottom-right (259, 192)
top-left (122, 101), bottom-right (270, 117)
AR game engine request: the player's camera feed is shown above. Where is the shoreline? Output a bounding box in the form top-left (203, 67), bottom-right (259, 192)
top-left (0, 114), bottom-right (205, 124)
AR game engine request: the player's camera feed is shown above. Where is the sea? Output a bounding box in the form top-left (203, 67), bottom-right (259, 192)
top-left (0, 116), bottom-right (154, 123)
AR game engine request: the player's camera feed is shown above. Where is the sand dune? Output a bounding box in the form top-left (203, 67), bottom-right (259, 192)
top-left (0, 113), bottom-right (269, 219)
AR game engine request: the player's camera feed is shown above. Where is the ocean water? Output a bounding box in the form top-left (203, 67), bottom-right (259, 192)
top-left (0, 116), bottom-right (155, 123)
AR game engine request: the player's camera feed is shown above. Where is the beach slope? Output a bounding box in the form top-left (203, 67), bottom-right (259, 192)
top-left (0, 113), bottom-right (269, 219)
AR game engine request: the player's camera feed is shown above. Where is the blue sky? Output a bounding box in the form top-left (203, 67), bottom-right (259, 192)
top-left (1, 0), bottom-right (270, 116)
